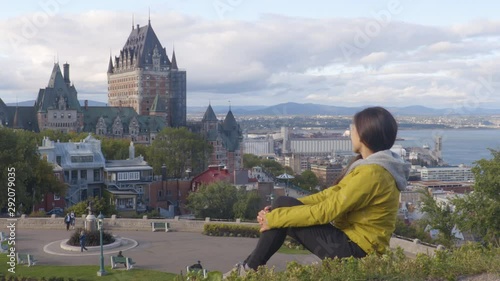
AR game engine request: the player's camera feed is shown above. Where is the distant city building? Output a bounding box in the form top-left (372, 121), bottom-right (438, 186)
top-left (419, 165), bottom-right (474, 181)
top-left (243, 134), bottom-right (274, 156)
top-left (284, 154), bottom-right (309, 174)
top-left (280, 127), bottom-right (352, 156)
top-left (107, 21), bottom-right (186, 127)
top-left (310, 163), bottom-right (343, 188)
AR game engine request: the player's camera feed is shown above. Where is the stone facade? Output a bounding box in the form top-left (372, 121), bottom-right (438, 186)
top-left (107, 22), bottom-right (186, 127)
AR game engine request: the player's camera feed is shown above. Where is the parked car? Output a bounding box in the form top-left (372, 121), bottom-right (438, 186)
top-left (46, 207), bottom-right (64, 217)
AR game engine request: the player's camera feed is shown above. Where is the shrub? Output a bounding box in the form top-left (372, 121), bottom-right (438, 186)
top-left (67, 228), bottom-right (115, 247)
top-left (29, 210), bottom-right (48, 217)
top-left (203, 223), bottom-right (260, 238)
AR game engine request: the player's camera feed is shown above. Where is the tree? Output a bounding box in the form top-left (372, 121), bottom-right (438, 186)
top-left (418, 188), bottom-right (456, 247)
top-left (99, 137), bottom-right (130, 160)
top-left (66, 196), bottom-right (116, 217)
top-left (148, 128), bottom-right (212, 178)
top-left (0, 128), bottom-right (66, 213)
top-left (453, 149), bottom-right (500, 247)
top-left (233, 189), bottom-right (261, 220)
top-left (294, 170), bottom-right (318, 191)
top-left (186, 181), bottom-right (237, 219)
top-left (243, 154), bottom-right (261, 169)
top-left (261, 159), bottom-right (286, 177)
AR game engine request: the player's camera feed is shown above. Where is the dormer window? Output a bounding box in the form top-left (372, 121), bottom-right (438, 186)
top-left (54, 113), bottom-right (57, 118)
top-left (61, 113), bottom-right (64, 118)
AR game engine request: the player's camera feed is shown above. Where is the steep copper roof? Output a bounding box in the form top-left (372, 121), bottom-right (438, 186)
top-left (171, 49), bottom-right (178, 70)
top-left (35, 63), bottom-right (81, 113)
top-left (202, 104), bottom-right (218, 122)
top-left (114, 23), bottom-right (171, 69)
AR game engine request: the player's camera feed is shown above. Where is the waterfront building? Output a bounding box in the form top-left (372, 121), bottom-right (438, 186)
top-left (243, 134), bottom-right (274, 156)
top-left (418, 165), bottom-right (474, 181)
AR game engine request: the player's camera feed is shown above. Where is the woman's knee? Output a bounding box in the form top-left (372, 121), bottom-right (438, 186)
top-left (273, 196), bottom-right (303, 208)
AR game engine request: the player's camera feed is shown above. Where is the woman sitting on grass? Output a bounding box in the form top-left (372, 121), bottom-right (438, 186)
top-left (225, 106), bottom-right (410, 277)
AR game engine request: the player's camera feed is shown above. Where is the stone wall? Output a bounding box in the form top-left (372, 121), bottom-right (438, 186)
top-left (0, 216), bottom-right (440, 256)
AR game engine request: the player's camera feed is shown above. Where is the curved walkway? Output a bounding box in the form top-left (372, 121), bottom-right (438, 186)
top-left (13, 229), bottom-right (320, 273)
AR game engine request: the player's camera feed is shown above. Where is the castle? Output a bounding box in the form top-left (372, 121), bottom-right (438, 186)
top-left (0, 20), bottom-right (243, 177)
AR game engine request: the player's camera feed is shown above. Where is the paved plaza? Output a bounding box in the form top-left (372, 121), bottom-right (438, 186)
top-left (11, 228), bottom-right (320, 274)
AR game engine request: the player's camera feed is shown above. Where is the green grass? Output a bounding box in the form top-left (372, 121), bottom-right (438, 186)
top-left (277, 245), bottom-right (311, 255)
top-left (0, 254), bottom-right (177, 281)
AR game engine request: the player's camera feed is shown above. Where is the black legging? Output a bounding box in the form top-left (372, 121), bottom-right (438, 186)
top-left (244, 196), bottom-right (366, 270)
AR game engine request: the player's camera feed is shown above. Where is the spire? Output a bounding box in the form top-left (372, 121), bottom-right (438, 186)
top-left (171, 48), bottom-right (178, 70)
top-left (107, 55), bottom-right (114, 73)
top-left (148, 7), bottom-right (151, 25)
top-left (132, 14), bottom-right (134, 30)
top-left (13, 106), bottom-right (19, 128)
top-left (223, 109), bottom-right (237, 131)
top-left (202, 104), bottom-right (218, 122)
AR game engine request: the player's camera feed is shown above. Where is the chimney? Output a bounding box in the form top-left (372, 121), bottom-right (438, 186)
top-left (63, 63), bottom-right (70, 85)
top-left (129, 141), bottom-right (135, 159)
top-left (84, 100), bottom-right (88, 110)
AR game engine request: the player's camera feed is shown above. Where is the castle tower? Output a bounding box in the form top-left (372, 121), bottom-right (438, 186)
top-left (35, 63), bottom-right (83, 133)
top-left (107, 21), bottom-right (186, 127)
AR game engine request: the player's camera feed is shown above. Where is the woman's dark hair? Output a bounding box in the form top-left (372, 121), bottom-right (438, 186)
top-left (353, 106), bottom-right (398, 152)
top-left (332, 107), bottom-right (397, 185)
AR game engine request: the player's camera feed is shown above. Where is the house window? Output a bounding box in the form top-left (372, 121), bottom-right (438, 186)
top-left (54, 194), bottom-right (61, 200)
top-left (81, 170), bottom-right (87, 180)
top-left (94, 169), bottom-right (101, 181)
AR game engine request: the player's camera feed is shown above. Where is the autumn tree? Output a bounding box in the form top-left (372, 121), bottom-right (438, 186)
top-left (454, 149), bottom-right (500, 247)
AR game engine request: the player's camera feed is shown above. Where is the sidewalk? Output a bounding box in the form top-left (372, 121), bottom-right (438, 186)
top-left (13, 228), bottom-right (320, 274)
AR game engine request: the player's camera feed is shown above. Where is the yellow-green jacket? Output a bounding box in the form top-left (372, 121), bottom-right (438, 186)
top-left (266, 150), bottom-right (410, 255)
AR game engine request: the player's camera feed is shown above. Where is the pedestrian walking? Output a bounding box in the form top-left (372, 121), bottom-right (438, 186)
top-left (79, 231), bottom-right (88, 252)
top-left (70, 211), bottom-right (75, 229)
top-left (64, 213), bottom-right (71, 231)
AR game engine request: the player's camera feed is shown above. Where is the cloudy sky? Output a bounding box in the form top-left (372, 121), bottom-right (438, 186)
top-left (1, 0), bottom-right (500, 109)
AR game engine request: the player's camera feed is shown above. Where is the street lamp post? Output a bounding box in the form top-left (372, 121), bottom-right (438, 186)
top-left (97, 212), bottom-right (106, 276)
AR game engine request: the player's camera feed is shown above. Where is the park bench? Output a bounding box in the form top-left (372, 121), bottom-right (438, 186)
top-left (0, 243), bottom-right (8, 253)
top-left (0, 232), bottom-right (7, 242)
top-left (151, 221), bottom-right (170, 232)
top-left (16, 253), bottom-right (37, 266)
top-left (110, 256), bottom-right (136, 270)
top-left (186, 266), bottom-right (208, 279)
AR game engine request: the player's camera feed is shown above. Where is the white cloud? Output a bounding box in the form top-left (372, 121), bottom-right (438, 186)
top-left (0, 11), bottom-right (500, 109)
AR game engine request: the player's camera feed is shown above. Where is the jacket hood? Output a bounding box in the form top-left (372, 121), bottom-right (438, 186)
top-left (346, 150), bottom-right (410, 191)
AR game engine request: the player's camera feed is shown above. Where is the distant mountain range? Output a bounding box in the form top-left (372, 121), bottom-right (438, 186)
top-left (204, 103), bottom-right (500, 116)
top-left (7, 101), bottom-right (500, 116)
